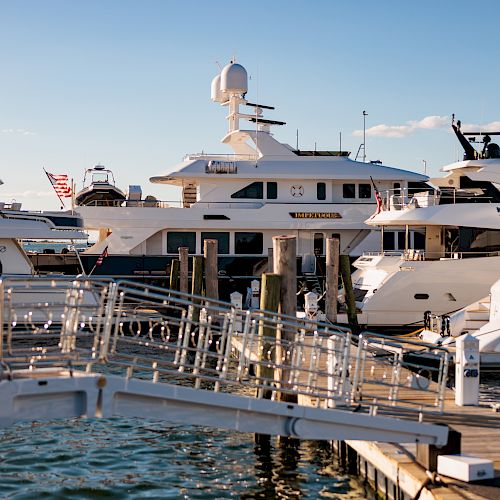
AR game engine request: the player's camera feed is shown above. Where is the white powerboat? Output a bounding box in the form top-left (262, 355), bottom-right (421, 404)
top-left (75, 61), bottom-right (427, 297)
top-left (420, 279), bottom-right (500, 371)
top-left (75, 165), bottom-right (126, 207)
top-left (339, 118), bottom-right (500, 331)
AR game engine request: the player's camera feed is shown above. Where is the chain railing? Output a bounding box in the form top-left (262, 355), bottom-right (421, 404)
top-left (0, 277), bottom-right (451, 419)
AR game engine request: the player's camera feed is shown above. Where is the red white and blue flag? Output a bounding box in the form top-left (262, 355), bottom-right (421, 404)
top-left (369, 176), bottom-right (383, 218)
top-left (95, 246), bottom-right (109, 266)
top-left (45, 172), bottom-right (72, 198)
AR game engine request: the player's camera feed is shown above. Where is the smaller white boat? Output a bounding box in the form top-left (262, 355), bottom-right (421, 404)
top-left (0, 203), bottom-right (87, 276)
top-left (420, 279), bottom-right (500, 371)
top-left (75, 165), bottom-right (126, 206)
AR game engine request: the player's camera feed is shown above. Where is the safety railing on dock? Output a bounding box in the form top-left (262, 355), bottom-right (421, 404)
top-left (0, 277), bottom-right (450, 420)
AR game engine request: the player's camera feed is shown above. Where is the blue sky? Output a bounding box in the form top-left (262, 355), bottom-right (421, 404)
top-left (1, 0), bottom-right (500, 209)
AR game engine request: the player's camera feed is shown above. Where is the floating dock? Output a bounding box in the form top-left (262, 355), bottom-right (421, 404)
top-left (326, 349), bottom-right (500, 499)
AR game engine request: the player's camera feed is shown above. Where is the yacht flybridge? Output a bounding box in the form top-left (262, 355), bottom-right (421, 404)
top-left (340, 117), bottom-right (500, 331)
top-left (76, 61), bottom-right (427, 294)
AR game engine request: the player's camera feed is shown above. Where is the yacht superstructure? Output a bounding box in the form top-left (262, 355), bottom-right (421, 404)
top-left (76, 61), bottom-right (427, 294)
top-left (340, 118), bottom-right (500, 330)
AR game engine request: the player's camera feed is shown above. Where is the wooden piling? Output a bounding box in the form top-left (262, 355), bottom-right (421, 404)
top-left (191, 255), bottom-right (204, 297)
top-left (178, 247), bottom-right (189, 293)
top-left (339, 254), bottom-right (359, 334)
top-left (203, 239), bottom-right (218, 300)
top-left (272, 235), bottom-right (297, 327)
top-left (190, 255), bottom-right (204, 326)
top-left (272, 235), bottom-right (297, 404)
top-left (255, 272), bottom-right (281, 446)
top-left (256, 273), bottom-right (281, 390)
top-left (169, 259), bottom-right (180, 291)
top-left (267, 247), bottom-right (273, 273)
top-left (325, 237), bottom-right (340, 323)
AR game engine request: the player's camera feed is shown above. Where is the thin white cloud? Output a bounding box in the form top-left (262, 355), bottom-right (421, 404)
top-left (0, 128), bottom-right (35, 136)
top-left (461, 121), bottom-right (500, 133)
top-left (353, 115), bottom-right (449, 138)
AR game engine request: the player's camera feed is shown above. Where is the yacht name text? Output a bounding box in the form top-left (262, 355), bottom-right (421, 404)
top-left (289, 212), bottom-right (342, 219)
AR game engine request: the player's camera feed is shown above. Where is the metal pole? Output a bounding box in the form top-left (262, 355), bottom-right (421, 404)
top-left (363, 111), bottom-right (368, 163)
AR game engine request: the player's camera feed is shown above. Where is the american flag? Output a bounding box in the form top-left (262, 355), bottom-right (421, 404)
top-left (46, 172), bottom-right (72, 198)
top-left (95, 246), bottom-right (109, 266)
top-left (369, 176), bottom-right (383, 218)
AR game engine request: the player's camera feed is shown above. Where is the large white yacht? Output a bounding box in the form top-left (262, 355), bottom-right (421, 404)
top-left (75, 61), bottom-right (427, 296)
top-left (339, 118), bottom-right (500, 331)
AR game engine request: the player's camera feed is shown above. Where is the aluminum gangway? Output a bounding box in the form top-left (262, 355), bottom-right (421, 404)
top-left (0, 277), bottom-right (450, 445)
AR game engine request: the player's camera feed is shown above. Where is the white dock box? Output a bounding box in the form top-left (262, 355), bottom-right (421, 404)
top-left (437, 455), bottom-right (494, 482)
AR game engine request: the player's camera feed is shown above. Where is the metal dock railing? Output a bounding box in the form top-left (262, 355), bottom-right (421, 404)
top-left (0, 277), bottom-right (451, 444)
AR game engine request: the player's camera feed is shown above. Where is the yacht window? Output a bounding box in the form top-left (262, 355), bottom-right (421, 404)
top-left (383, 231), bottom-right (395, 251)
top-left (359, 184), bottom-right (371, 199)
top-left (167, 232), bottom-right (196, 254)
top-left (343, 184), bottom-right (356, 198)
top-left (317, 182), bottom-right (326, 200)
top-left (414, 293), bottom-right (429, 300)
top-left (394, 182), bottom-right (401, 195)
top-left (267, 182), bottom-right (278, 199)
top-left (314, 233), bottom-right (324, 255)
top-left (413, 231), bottom-right (425, 250)
top-left (201, 232), bottom-right (229, 254)
top-left (231, 182), bottom-right (263, 199)
top-left (235, 232), bottom-right (263, 254)
top-left (397, 231), bottom-right (406, 250)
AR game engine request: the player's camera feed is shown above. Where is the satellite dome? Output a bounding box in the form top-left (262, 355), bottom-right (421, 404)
top-left (220, 62), bottom-right (248, 94)
top-left (210, 73), bottom-right (225, 103)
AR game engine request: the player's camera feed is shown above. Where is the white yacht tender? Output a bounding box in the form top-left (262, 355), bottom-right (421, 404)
top-left (339, 118), bottom-right (500, 331)
top-left (75, 61), bottom-right (427, 295)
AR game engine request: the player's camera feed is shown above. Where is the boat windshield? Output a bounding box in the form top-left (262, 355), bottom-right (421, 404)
top-left (91, 171), bottom-right (110, 184)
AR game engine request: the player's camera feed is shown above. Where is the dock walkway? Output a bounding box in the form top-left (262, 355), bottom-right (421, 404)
top-left (313, 342), bottom-right (500, 499)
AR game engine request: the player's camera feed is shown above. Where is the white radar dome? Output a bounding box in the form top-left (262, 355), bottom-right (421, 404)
top-left (211, 74), bottom-right (225, 102)
top-left (220, 62), bottom-right (248, 94)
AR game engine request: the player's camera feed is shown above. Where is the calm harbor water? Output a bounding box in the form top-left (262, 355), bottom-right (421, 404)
top-left (0, 418), bottom-right (370, 499)
top-left (1, 375), bottom-right (497, 499)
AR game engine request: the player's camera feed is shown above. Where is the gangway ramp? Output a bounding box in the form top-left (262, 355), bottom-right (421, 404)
top-left (0, 278), bottom-right (449, 445)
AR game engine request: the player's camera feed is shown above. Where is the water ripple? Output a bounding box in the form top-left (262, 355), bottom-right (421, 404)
top-left (0, 418), bottom-right (369, 499)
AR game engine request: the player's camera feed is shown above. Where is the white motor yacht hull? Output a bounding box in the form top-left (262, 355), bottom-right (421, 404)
top-left (339, 255), bottom-right (500, 329)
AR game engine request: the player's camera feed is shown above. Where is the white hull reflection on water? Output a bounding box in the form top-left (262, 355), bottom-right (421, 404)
top-left (0, 418), bottom-right (371, 499)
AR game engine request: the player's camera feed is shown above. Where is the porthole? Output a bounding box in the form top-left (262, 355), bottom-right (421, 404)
top-left (414, 293), bottom-right (429, 300)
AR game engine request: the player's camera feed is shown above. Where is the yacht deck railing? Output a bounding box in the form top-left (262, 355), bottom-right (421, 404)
top-left (184, 153), bottom-right (258, 161)
top-left (361, 250), bottom-right (500, 262)
top-left (379, 187), bottom-right (495, 212)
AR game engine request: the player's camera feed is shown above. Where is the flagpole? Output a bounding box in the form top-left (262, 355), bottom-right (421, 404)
top-left (71, 239), bottom-right (86, 276)
top-left (43, 167), bottom-right (65, 210)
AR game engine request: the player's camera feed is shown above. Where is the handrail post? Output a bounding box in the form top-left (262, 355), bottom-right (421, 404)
top-left (98, 282), bottom-right (118, 361)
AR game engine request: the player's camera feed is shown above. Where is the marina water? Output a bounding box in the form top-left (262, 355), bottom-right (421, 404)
top-left (0, 419), bottom-right (370, 499)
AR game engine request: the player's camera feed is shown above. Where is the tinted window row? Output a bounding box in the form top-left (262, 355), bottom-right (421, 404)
top-left (231, 182), bottom-right (277, 199)
top-left (343, 183), bottom-right (372, 199)
top-left (167, 232), bottom-right (263, 254)
top-left (231, 182), bottom-right (329, 200)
